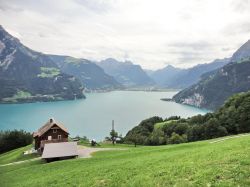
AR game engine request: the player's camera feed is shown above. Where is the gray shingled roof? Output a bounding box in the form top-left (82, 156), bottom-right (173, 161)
top-left (33, 118), bottom-right (69, 137)
top-left (42, 142), bottom-right (78, 159)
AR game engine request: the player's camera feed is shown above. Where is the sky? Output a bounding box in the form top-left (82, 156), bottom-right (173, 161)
top-left (0, 0), bottom-right (250, 70)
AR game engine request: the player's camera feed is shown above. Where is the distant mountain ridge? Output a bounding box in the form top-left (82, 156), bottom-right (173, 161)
top-left (0, 25), bottom-right (85, 103)
top-left (173, 40), bottom-right (250, 110)
top-left (150, 65), bottom-right (183, 86)
top-left (149, 59), bottom-right (230, 89)
top-left (48, 55), bottom-right (122, 90)
top-left (98, 58), bottom-right (155, 87)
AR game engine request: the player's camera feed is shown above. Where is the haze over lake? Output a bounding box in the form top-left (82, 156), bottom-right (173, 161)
top-left (0, 91), bottom-right (209, 140)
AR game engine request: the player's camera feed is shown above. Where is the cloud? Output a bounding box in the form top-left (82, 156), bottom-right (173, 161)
top-left (168, 41), bottom-right (212, 51)
top-left (0, 0), bottom-right (250, 70)
top-left (231, 0), bottom-right (250, 13)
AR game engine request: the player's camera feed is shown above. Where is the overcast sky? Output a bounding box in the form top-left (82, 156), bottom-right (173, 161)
top-left (1, 0), bottom-right (250, 70)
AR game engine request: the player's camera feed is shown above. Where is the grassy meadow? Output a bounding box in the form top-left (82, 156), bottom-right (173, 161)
top-left (0, 145), bottom-right (39, 165)
top-left (0, 135), bottom-right (250, 187)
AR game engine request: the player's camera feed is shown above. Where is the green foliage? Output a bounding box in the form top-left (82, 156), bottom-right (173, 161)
top-left (37, 67), bottom-right (60, 78)
top-left (148, 128), bottom-right (165, 145)
top-left (168, 132), bottom-right (187, 144)
top-left (2, 90), bottom-right (32, 102)
top-left (203, 118), bottom-right (228, 139)
top-left (125, 131), bottom-right (147, 147)
top-left (125, 116), bottom-right (163, 145)
top-left (110, 129), bottom-right (118, 145)
top-left (0, 130), bottom-right (33, 154)
top-left (125, 91), bottom-right (250, 146)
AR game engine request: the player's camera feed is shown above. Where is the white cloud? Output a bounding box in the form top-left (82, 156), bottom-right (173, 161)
top-left (0, 0), bottom-right (250, 70)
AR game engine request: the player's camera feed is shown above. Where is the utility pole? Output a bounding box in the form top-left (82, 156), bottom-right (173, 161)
top-left (111, 120), bottom-right (116, 145)
top-left (112, 120), bottom-right (114, 131)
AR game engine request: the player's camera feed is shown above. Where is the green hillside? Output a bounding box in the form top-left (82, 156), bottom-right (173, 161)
top-left (1, 135), bottom-right (250, 187)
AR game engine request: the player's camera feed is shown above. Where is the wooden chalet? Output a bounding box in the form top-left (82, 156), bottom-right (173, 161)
top-left (33, 118), bottom-right (69, 152)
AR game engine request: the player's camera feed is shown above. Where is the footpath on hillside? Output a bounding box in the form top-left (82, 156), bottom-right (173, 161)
top-left (209, 134), bottom-right (250, 143)
top-left (0, 146), bottom-right (125, 167)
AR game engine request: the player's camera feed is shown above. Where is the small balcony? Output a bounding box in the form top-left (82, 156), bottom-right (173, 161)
top-left (41, 138), bottom-right (68, 148)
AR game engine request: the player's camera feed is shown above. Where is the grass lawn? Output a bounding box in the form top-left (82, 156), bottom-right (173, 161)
top-left (0, 145), bottom-right (39, 165)
top-left (77, 141), bottom-right (139, 148)
top-left (1, 135), bottom-right (250, 187)
top-left (154, 120), bottom-right (177, 129)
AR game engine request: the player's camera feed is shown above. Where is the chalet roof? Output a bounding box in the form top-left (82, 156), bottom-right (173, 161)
top-left (42, 142), bottom-right (78, 159)
top-left (33, 118), bottom-right (69, 137)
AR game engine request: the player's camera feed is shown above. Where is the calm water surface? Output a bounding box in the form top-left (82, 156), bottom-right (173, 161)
top-left (0, 91), bottom-right (209, 140)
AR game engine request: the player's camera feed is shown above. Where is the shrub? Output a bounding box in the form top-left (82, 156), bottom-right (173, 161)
top-left (168, 132), bottom-right (187, 144)
top-left (0, 130), bottom-right (33, 154)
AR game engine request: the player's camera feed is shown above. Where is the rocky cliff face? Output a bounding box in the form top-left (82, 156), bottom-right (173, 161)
top-left (173, 40), bottom-right (250, 110)
top-left (0, 25), bottom-right (85, 103)
top-left (173, 60), bottom-right (250, 110)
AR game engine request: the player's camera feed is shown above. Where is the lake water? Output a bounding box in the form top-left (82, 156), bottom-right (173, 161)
top-left (0, 91), bottom-right (209, 140)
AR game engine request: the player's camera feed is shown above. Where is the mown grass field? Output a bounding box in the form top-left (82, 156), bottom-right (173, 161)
top-left (0, 145), bottom-right (39, 165)
top-left (1, 135), bottom-right (250, 187)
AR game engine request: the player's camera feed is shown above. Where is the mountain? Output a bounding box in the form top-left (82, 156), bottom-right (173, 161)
top-left (150, 59), bottom-right (230, 88)
top-left (0, 25), bottom-right (85, 103)
top-left (173, 40), bottom-right (250, 110)
top-left (144, 69), bottom-right (155, 76)
top-left (98, 58), bottom-right (155, 87)
top-left (150, 65), bottom-right (183, 86)
top-left (49, 55), bottom-right (122, 90)
top-left (231, 40), bottom-right (250, 62)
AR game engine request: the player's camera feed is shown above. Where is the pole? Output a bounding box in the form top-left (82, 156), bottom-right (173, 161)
top-left (112, 120), bottom-right (115, 145)
top-left (112, 120), bottom-right (114, 131)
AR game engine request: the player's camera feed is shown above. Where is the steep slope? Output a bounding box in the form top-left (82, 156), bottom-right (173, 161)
top-left (0, 26), bottom-right (85, 103)
top-left (173, 40), bottom-right (250, 110)
top-left (98, 58), bottom-right (155, 87)
top-left (150, 59), bottom-right (230, 88)
top-left (49, 55), bottom-right (122, 90)
top-left (231, 40), bottom-right (250, 62)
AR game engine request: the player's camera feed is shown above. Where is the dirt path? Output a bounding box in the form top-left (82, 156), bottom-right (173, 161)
top-left (0, 157), bottom-right (41, 167)
top-left (0, 146), bottom-right (125, 167)
top-left (77, 145), bottom-right (125, 158)
top-left (209, 134), bottom-right (250, 143)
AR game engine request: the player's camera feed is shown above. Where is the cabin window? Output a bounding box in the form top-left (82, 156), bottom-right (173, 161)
top-left (58, 135), bottom-right (62, 140)
top-left (53, 129), bottom-right (57, 133)
top-left (48, 136), bottom-right (52, 140)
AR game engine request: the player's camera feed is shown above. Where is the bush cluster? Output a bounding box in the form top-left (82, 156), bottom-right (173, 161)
top-left (125, 91), bottom-right (250, 146)
top-left (0, 130), bottom-right (33, 153)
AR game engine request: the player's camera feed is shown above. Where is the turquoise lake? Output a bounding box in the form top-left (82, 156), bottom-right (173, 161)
top-left (0, 91), bottom-right (209, 140)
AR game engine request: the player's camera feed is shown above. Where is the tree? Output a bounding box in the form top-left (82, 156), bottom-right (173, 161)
top-left (204, 118), bottom-right (228, 139)
top-left (110, 129), bottom-right (118, 145)
top-left (0, 130), bottom-right (33, 154)
top-left (148, 128), bottom-right (165, 145)
top-left (125, 132), bottom-right (145, 147)
top-left (168, 132), bottom-right (187, 144)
